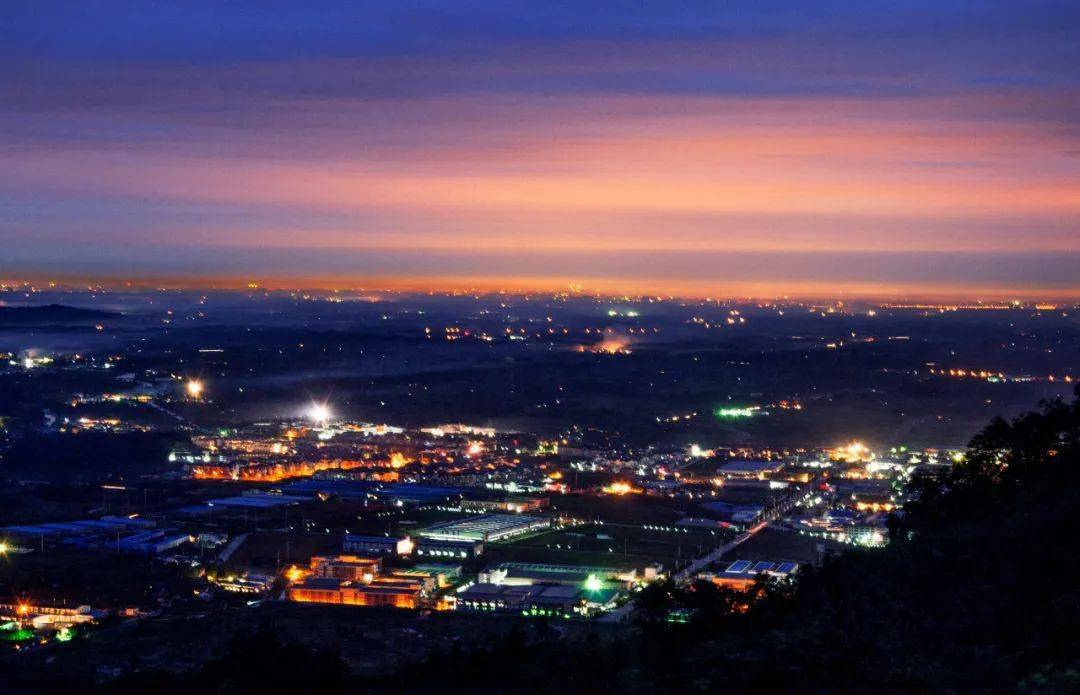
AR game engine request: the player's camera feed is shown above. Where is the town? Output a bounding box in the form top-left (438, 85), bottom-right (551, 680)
top-left (3, 285), bottom-right (1075, 689)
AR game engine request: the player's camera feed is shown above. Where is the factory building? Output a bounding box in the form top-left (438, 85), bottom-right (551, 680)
top-left (705, 559), bottom-right (800, 590)
top-left (460, 496), bottom-right (548, 514)
top-left (309, 555), bottom-right (382, 582)
top-left (457, 582), bottom-right (620, 617)
top-left (1, 517), bottom-right (191, 555)
top-left (413, 563), bottom-right (463, 588)
top-left (459, 561), bottom-right (631, 617)
top-left (211, 572), bottom-right (275, 594)
top-left (342, 534), bottom-right (414, 556)
top-left (479, 562), bottom-right (638, 588)
top-left (287, 555), bottom-right (428, 609)
top-left (717, 459), bottom-right (787, 479)
top-left (288, 577), bottom-right (423, 609)
top-left (413, 538), bottom-right (483, 559)
top-left (417, 513), bottom-right (550, 543)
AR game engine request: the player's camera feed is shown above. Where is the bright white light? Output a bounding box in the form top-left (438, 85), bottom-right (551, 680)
top-left (308, 403), bottom-right (332, 423)
top-left (186, 380), bottom-right (204, 398)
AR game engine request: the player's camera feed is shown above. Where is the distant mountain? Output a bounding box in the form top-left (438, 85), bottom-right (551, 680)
top-left (0, 303), bottom-right (120, 324)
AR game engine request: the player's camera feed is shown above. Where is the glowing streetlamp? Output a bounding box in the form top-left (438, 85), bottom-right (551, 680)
top-left (186, 379), bottom-right (204, 399)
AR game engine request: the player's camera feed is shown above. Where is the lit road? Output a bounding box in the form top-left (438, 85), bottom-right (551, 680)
top-left (599, 521), bottom-right (769, 624)
top-left (599, 475), bottom-right (815, 624)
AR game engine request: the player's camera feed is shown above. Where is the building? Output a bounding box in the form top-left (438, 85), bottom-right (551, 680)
top-left (343, 534), bottom-right (414, 556)
top-left (413, 563), bottom-right (463, 587)
top-left (460, 496), bottom-right (548, 514)
top-left (1, 515), bottom-right (156, 551)
top-left (385, 568), bottom-right (438, 593)
top-left (479, 562), bottom-right (637, 588)
top-left (717, 459), bottom-right (787, 479)
top-left (700, 501), bottom-right (765, 525)
top-left (211, 572), bottom-right (275, 594)
top-left (287, 555), bottom-right (427, 609)
top-left (462, 561), bottom-right (632, 617)
top-left (417, 513), bottom-right (550, 543)
top-left (457, 582), bottom-right (620, 617)
top-left (0, 602), bottom-right (105, 630)
top-left (413, 537), bottom-right (483, 559)
top-left (309, 555), bottom-right (382, 581)
top-left (288, 577), bottom-right (423, 609)
top-left (706, 559), bottom-right (800, 590)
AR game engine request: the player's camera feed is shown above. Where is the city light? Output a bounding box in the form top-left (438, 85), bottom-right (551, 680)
top-left (186, 379), bottom-right (204, 398)
top-left (307, 403), bottom-right (332, 423)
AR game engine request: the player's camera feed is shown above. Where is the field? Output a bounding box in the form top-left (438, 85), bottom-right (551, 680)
top-left (710, 527), bottom-right (831, 570)
top-left (487, 521), bottom-right (736, 571)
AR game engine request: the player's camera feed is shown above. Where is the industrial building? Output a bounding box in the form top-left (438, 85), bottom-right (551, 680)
top-left (460, 496), bottom-right (548, 514)
top-left (310, 555), bottom-right (382, 581)
top-left (282, 480), bottom-right (464, 506)
top-left (288, 577), bottom-right (423, 609)
top-left (1, 516), bottom-right (190, 555)
top-left (459, 561), bottom-right (633, 617)
top-left (479, 562), bottom-right (639, 588)
top-left (210, 572), bottom-right (275, 594)
top-left (457, 582), bottom-right (620, 617)
top-left (717, 459), bottom-right (787, 478)
top-left (342, 534), bottom-right (414, 556)
top-left (173, 491), bottom-right (309, 519)
top-left (287, 554), bottom-right (428, 609)
top-left (0, 602), bottom-right (106, 631)
top-left (417, 513), bottom-right (550, 543)
top-left (413, 563), bottom-right (463, 587)
top-left (413, 537), bottom-right (483, 559)
top-left (706, 559), bottom-right (800, 590)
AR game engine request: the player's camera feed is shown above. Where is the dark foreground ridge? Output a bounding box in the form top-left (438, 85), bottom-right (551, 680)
top-left (95, 387), bottom-right (1080, 694)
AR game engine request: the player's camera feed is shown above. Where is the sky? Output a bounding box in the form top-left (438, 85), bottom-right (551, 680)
top-left (2, 1), bottom-right (1078, 298)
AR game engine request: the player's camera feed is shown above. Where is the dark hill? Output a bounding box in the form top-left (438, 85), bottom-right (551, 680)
top-left (0, 304), bottom-right (120, 324)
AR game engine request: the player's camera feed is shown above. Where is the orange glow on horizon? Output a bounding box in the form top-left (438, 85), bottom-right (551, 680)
top-left (4, 271), bottom-right (1080, 302)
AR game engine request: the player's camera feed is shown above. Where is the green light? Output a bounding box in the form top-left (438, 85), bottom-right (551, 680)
top-left (56, 627), bottom-right (74, 642)
top-left (584, 574), bottom-right (603, 592)
top-left (715, 407), bottom-right (756, 419)
top-left (1, 628), bottom-right (34, 642)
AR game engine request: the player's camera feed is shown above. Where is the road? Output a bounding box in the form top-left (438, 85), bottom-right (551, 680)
top-left (599, 474), bottom-right (816, 624)
top-left (673, 520), bottom-right (767, 581)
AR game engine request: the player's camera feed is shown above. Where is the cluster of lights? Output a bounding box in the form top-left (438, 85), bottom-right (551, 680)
top-left (926, 367), bottom-right (1072, 384)
top-left (601, 481), bottom-right (639, 495)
